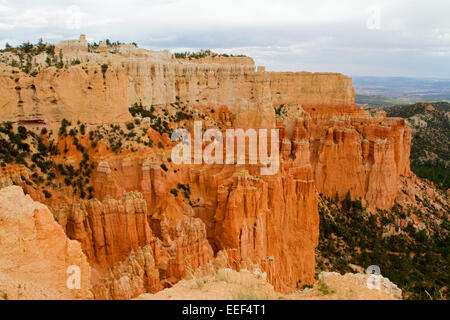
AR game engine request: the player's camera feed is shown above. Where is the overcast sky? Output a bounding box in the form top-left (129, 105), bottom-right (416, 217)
top-left (1, 0), bottom-right (449, 78)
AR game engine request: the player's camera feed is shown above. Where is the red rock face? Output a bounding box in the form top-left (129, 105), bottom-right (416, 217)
top-left (0, 102), bottom-right (412, 299)
top-left (46, 102), bottom-right (411, 297)
top-left (57, 136), bottom-right (317, 295)
top-left (57, 192), bottom-right (154, 269)
top-left (55, 176), bottom-right (214, 299)
top-left (278, 110), bottom-right (411, 209)
top-left (214, 168), bottom-right (319, 292)
top-left (0, 186), bottom-right (92, 300)
top-left (0, 45), bottom-right (414, 299)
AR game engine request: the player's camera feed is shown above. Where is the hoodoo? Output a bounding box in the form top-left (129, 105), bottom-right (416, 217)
top-left (0, 35), bottom-right (439, 301)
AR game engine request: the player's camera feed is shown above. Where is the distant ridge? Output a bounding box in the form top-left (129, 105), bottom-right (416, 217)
top-left (353, 76), bottom-right (450, 107)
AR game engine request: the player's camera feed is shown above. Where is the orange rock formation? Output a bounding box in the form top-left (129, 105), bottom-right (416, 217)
top-left (0, 36), bottom-right (413, 299)
top-left (0, 186), bottom-right (92, 299)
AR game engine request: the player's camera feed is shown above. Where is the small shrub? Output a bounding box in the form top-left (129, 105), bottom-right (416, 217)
top-left (235, 288), bottom-right (270, 300)
top-left (43, 190), bottom-right (52, 198)
top-left (101, 64), bottom-right (108, 77)
top-left (318, 279), bottom-right (334, 295)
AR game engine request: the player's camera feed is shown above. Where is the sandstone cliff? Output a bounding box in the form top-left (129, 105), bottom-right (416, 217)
top-left (0, 186), bottom-right (92, 300)
top-left (0, 36), bottom-right (410, 212)
top-left (0, 36), bottom-right (421, 299)
top-left (0, 35), bottom-right (355, 127)
top-left (53, 190), bottom-right (214, 299)
top-left (278, 112), bottom-right (411, 209)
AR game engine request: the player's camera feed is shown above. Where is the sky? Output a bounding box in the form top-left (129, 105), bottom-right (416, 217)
top-left (1, 0), bottom-right (450, 78)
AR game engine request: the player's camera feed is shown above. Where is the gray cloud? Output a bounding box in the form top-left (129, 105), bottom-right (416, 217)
top-left (1, 0), bottom-right (449, 77)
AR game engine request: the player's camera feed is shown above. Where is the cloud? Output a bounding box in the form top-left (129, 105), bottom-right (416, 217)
top-left (0, 0), bottom-right (450, 77)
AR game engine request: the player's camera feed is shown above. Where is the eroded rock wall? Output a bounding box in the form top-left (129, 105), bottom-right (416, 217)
top-left (278, 113), bottom-right (411, 209)
top-left (0, 186), bottom-right (92, 300)
top-left (54, 189), bottom-right (214, 299)
top-left (0, 37), bottom-right (414, 299)
top-left (0, 45), bottom-right (355, 127)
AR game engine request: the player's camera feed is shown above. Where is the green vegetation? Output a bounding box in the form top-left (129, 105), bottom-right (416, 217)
top-left (54, 120), bottom-right (97, 199)
top-left (412, 162), bottom-right (449, 190)
top-left (129, 103), bottom-right (170, 135)
top-left (129, 103), bottom-right (156, 119)
top-left (0, 119), bottom-right (101, 200)
top-left (85, 114), bottom-right (159, 153)
top-left (128, 102), bottom-right (195, 136)
top-left (59, 118), bottom-right (71, 136)
top-left (43, 189), bottom-right (52, 198)
top-left (173, 50), bottom-right (246, 59)
top-left (126, 122), bottom-right (135, 130)
top-left (0, 122), bottom-right (58, 193)
top-left (177, 183), bottom-right (191, 200)
top-left (0, 100), bottom-right (203, 204)
top-left (385, 102), bottom-right (450, 190)
top-left (0, 122), bottom-right (59, 176)
top-left (317, 279), bottom-right (334, 295)
top-left (0, 122), bottom-right (31, 165)
top-left (317, 195), bottom-right (449, 300)
top-left (1, 39), bottom-right (63, 74)
top-left (355, 94), bottom-right (412, 108)
top-left (274, 104), bottom-right (288, 118)
top-left (234, 288), bottom-right (270, 300)
top-left (88, 39), bottom-right (129, 53)
top-left (101, 64), bottom-right (108, 78)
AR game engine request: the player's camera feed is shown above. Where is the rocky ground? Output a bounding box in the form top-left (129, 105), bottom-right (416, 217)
top-left (137, 268), bottom-right (401, 300)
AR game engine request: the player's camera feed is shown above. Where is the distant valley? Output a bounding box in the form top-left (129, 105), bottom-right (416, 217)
top-left (353, 76), bottom-right (450, 108)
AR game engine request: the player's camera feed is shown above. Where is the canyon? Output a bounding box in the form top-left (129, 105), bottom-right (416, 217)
top-left (0, 35), bottom-right (439, 300)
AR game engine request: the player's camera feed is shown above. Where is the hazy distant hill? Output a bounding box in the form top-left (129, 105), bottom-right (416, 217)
top-left (385, 102), bottom-right (450, 189)
top-left (353, 76), bottom-right (450, 107)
